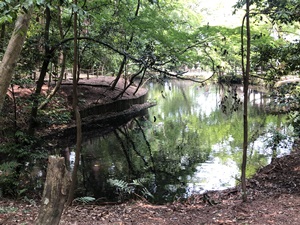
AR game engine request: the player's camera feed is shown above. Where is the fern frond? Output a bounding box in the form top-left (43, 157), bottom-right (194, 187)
top-left (108, 178), bottom-right (154, 201)
top-left (142, 187), bottom-right (154, 199)
top-left (73, 196), bottom-right (96, 204)
top-left (108, 178), bottom-right (129, 190)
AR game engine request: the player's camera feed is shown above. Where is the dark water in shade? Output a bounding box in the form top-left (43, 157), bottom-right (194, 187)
top-left (72, 80), bottom-right (293, 203)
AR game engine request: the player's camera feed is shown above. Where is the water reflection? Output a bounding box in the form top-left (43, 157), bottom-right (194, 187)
top-left (78, 80), bottom-right (294, 203)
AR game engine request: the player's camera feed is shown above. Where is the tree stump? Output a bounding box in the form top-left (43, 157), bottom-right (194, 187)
top-left (35, 156), bottom-right (71, 225)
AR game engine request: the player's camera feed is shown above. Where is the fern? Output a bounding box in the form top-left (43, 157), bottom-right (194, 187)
top-left (108, 179), bottom-right (133, 194)
top-left (132, 178), bottom-right (146, 186)
top-left (141, 187), bottom-right (154, 199)
top-left (73, 196), bottom-right (96, 204)
top-left (0, 161), bottom-right (20, 177)
top-left (108, 178), bottom-right (154, 201)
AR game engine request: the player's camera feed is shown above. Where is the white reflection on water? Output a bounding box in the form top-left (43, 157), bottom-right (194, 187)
top-left (187, 157), bottom-right (238, 194)
top-left (187, 131), bottom-right (293, 194)
top-left (149, 82), bottom-right (294, 195)
top-left (252, 132), bottom-right (293, 164)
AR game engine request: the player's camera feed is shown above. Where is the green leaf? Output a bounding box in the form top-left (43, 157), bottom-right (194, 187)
top-left (0, 15), bottom-right (13, 24)
top-left (0, 2), bottom-right (6, 9)
top-left (36, 0), bottom-right (45, 6)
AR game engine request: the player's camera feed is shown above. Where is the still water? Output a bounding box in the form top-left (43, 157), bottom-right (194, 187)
top-left (77, 80), bottom-right (294, 203)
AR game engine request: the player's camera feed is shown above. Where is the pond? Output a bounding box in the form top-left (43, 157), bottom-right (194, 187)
top-left (75, 80), bottom-right (294, 203)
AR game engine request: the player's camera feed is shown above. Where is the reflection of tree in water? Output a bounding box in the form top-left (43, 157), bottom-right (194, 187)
top-left (115, 117), bottom-right (210, 203)
top-left (80, 137), bottom-right (129, 201)
top-left (219, 83), bottom-right (242, 114)
top-left (218, 83), bottom-right (269, 115)
top-left (79, 115), bottom-right (211, 203)
top-left (147, 117), bottom-right (211, 202)
top-left (79, 81), bottom-right (291, 203)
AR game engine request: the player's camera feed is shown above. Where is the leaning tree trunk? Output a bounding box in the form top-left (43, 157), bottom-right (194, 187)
top-left (34, 156), bottom-right (71, 225)
top-left (0, 6), bottom-right (33, 112)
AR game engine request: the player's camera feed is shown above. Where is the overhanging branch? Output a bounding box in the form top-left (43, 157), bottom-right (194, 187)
top-left (53, 36), bottom-right (216, 84)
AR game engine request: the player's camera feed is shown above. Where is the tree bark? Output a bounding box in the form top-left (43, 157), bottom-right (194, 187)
top-left (38, 51), bottom-right (66, 110)
top-left (241, 0), bottom-right (251, 202)
top-left (0, 7), bottom-right (33, 112)
top-left (0, 23), bottom-right (6, 53)
top-left (28, 5), bottom-right (53, 135)
top-left (34, 156), bottom-right (71, 225)
top-left (38, 4), bottom-right (67, 110)
top-left (67, 0), bottom-right (82, 205)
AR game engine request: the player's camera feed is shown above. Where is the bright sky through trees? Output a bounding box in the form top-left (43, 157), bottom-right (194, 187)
top-left (199, 0), bottom-right (244, 27)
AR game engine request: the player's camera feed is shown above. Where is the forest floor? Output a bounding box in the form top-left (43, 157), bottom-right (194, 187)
top-left (1, 76), bottom-right (300, 224)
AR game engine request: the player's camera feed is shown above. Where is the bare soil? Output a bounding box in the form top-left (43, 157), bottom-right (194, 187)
top-left (1, 77), bottom-right (300, 225)
top-left (59, 76), bottom-right (148, 106)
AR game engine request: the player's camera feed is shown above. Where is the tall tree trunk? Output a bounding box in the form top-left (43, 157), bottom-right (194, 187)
top-left (38, 4), bottom-right (67, 110)
top-left (34, 156), bottom-right (71, 225)
top-left (0, 7), bottom-right (33, 112)
top-left (67, 0), bottom-right (82, 205)
top-left (241, 0), bottom-right (251, 202)
top-left (28, 6), bottom-right (53, 135)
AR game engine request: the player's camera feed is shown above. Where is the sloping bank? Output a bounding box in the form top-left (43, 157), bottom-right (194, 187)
top-left (43, 77), bottom-right (156, 147)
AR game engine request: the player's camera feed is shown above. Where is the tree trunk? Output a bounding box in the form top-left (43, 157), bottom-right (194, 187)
top-left (38, 50), bottom-right (66, 110)
top-left (38, 4), bottom-right (67, 110)
top-left (67, 0), bottom-right (82, 205)
top-left (0, 7), bottom-right (33, 112)
top-left (28, 6), bottom-right (53, 135)
top-left (241, 0), bottom-right (251, 202)
top-left (34, 156), bottom-right (71, 225)
top-left (0, 23), bottom-right (6, 53)
top-left (111, 56), bottom-right (126, 90)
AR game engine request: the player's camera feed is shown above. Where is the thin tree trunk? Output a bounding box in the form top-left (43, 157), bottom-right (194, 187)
top-left (67, 0), bottom-right (82, 205)
top-left (34, 156), bottom-right (71, 225)
top-left (0, 23), bottom-right (6, 53)
top-left (0, 7), bottom-right (33, 112)
top-left (28, 5), bottom-right (53, 135)
top-left (111, 56), bottom-right (127, 90)
top-left (38, 52), bottom-right (66, 110)
top-left (241, 0), bottom-right (250, 202)
top-left (38, 4), bottom-right (67, 110)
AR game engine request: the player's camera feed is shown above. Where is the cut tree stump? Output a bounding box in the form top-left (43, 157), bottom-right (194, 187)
top-left (35, 156), bottom-right (71, 225)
